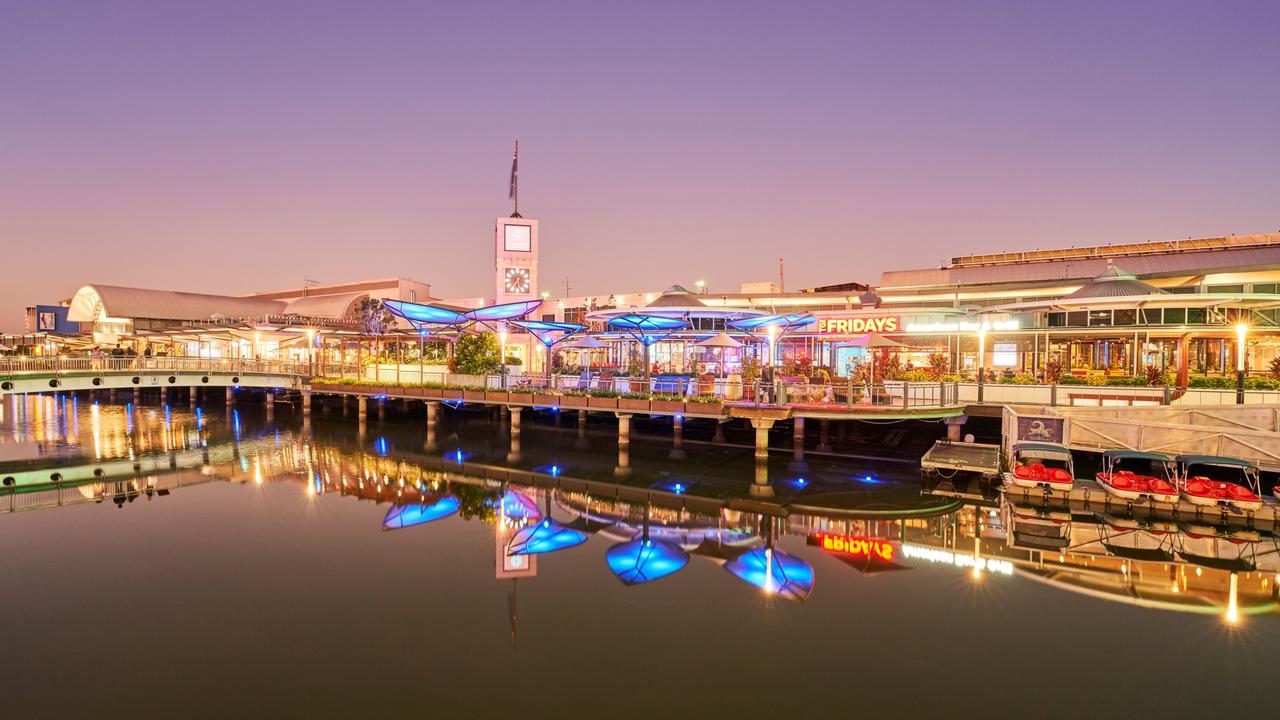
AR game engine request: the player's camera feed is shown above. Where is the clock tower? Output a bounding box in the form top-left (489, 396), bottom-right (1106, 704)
top-left (495, 216), bottom-right (539, 305)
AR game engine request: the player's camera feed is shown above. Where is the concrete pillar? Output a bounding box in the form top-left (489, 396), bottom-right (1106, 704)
top-left (133, 386), bottom-right (142, 405)
top-left (614, 413), bottom-right (632, 477)
top-left (109, 388), bottom-right (118, 403)
top-left (425, 400), bottom-right (439, 452)
top-left (265, 392), bottom-right (275, 410)
top-left (377, 398), bottom-right (386, 422)
top-left (789, 416), bottom-right (808, 472)
top-left (402, 397), bottom-right (410, 413)
top-left (576, 409), bottom-right (590, 449)
top-left (669, 414), bottom-right (687, 460)
top-left (945, 415), bottom-right (968, 442)
top-left (226, 386), bottom-right (235, 406)
top-left (506, 406), bottom-right (523, 463)
top-left (189, 386), bottom-right (198, 405)
top-left (342, 394), bottom-right (350, 418)
top-left (358, 396), bottom-right (368, 421)
top-left (712, 420), bottom-right (726, 444)
top-left (816, 419), bottom-right (831, 452)
top-left (750, 459), bottom-right (774, 497)
top-left (751, 418), bottom-right (775, 460)
top-left (301, 389), bottom-right (311, 416)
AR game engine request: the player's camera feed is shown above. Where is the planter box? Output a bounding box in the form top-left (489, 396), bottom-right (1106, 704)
top-left (688, 401), bottom-right (724, 415)
top-left (422, 387), bottom-right (443, 399)
top-left (619, 398), bottom-right (651, 412)
top-left (560, 395), bottom-right (589, 408)
top-left (508, 392), bottom-right (534, 405)
top-left (484, 391), bottom-right (510, 403)
top-left (588, 397), bottom-right (619, 409)
top-left (442, 388), bottom-right (463, 400)
top-left (650, 400), bottom-right (686, 414)
top-left (463, 390), bottom-right (486, 402)
top-left (343, 384), bottom-right (374, 395)
top-left (534, 394), bottom-right (560, 407)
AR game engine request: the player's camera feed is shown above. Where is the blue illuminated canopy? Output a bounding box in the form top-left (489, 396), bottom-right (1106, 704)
top-left (382, 300), bottom-right (469, 326)
top-left (606, 538), bottom-right (690, 585)
top-left (727, 313), bottom-right (815, 331)
top-left (382, 496), bottom-right (462, 530)
top-left (607, 314), bottom-right (690, 332)
top-left (510, 320), bottom-right (587, 348)
top-left (506, 518), bottom-right (588, 556)
top-left (495, 490), bottom-right (542, 520)
top-left (464, 300), bottom-right (543, 323)
top-left (724, 546), bottom-right (815, 601)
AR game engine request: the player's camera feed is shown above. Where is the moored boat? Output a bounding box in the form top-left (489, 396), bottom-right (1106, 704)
top-left (1174, 455), bottom-right (1264, 513)
top-left (1005, 441), bottom-right (1075, 493)
top-left (1095, 449), bottom-right (1179, 503)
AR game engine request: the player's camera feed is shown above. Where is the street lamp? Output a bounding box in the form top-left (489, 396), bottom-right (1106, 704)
top-left (1236, 322), bottom-right (1248, 404)
top-left (305, 328), bottom-right (316, 375)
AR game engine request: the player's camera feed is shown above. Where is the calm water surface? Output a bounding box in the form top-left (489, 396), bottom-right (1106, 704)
top-left (0, 394), bottom-right (1275, 719)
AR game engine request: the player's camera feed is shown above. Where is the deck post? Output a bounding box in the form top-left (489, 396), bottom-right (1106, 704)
top-left (816, 419), bottom-right (831, 452)
top-left (712, 419), bottom-right (726, 444)
top-left (669, 414), bottom-right (686, 460)
top-left (300, 390), bottom-right (310, 416)
top-left (789, 416), bottom-right (808, 472)
top-left (189, 386), bottom-right (198, 405)
top-left (614, 412), bottom-right (632, 477)
top-left (506, 406), bottom-right (522, 463)
top-left (945, 415), bottom-right (966, 441)
top-left (225, 386), bottom-right (234, 406)
top-left (750, 459), bottom-right (774, 497)
top-left (357, 396), bottom-right (368, 421)
top-left (133, 386), bottom-right (142, 405)
top-left (576, 409), bottom-right (590, 449)
top-left (377, 397), bottom-right (386, 422)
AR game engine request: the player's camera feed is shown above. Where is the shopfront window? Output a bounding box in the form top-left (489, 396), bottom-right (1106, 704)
top-left (1066, 311), bottom-right (1087, 326)
top-left (1251, 283), bottom-right (1278, 295)
top-left (1207, 284), bottom-right (1244, 293)
top-left (1140, 308), bottom-right (1162, 324)
top-left (1164, 308), bottom-right (1186, 324)
top-left (1088, 310), bottom-right (1112, 327)
top-left (1112, 309), bottom-right (1137, 326)
top-left (1186, 307), bottom-right (1207, 324)
top-left (1047, 312), bottom-right (1066, 327)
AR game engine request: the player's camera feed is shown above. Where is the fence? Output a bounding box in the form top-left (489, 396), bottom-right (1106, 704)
top-left (0, 356), bottom-right (316, 377)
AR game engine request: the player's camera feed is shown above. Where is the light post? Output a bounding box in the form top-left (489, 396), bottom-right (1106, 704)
top-left (305, 328), bottom-right (316, 376)
top-left (977, 325), bottom-right (987, 403)
top-left (1236, 322), bottom-right (1248, 404)
top-left (499, 327), bottom-right (509, 388)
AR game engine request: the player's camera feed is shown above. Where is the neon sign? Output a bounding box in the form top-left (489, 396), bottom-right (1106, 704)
top-left (816, 317), bottom-right (899, 334)
top-left (813, 532), bottom-right (895, 561)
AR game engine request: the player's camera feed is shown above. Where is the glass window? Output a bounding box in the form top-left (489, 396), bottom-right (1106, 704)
top-left (1251, 283), bottom-right (1278, 295)
top-left (1112, 309), bottom-right (1137, 326)
top-left (1047, 312), bottom-right (1066, 327)
top-left (1186, 308), bottom-right (1206, 324)
top-left (1163, 308), bottom-right (1186, 324)
top-left (1166, 286), bottom-right (1198, 294)
top-left (1140, 308), bottom-right (1162, 324)
top-left (1208, 284), bottom-right (1244, 293)
top-left (1066, 311), bottom-right (1088, 326)
top-left (1088, 310), bottom-right (1112, 327)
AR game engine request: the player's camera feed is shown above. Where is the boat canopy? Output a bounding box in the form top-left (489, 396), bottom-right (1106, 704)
top-left (1174, 454), bottom-right (1258, 469)
top-left (1102, 449), bottom-right (1173, 463)
top-left (1011, 441), bottom-right (1072, 457)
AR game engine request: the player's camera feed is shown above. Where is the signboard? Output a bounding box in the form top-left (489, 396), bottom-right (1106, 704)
top-left (503, 224), bottom-right (531, 252)
top-left (1016, 416), bottom-right (1064, 444)
top-left (905, 319), bottom-right (1019, 333)
top-left (815, 316), bottom-right (899, 334)
top-left (810, 532), bottom-right (896, 562)
top-left (992, 342), bottom-right (1018, 367)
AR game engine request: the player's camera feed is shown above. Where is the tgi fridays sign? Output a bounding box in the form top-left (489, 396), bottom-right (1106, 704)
top-left (815, 316), bottom-right (899, 334)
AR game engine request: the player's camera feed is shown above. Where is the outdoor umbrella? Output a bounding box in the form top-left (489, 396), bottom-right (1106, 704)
top-left (841, 333), bottom-right (906, 389)
top-left (695, 332), bottom-right (743, 377)
top-left (562, 334), bottom-right (608, 370)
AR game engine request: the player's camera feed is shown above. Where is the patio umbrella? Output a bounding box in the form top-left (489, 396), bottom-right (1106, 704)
top-left (840, 333), bottom-right (906, 388)
top-left (381, 495), bottom-right (461, 530)
top-left (562, 334), bottom-right (609, 369)
top-left (695, 332), bottom-right (743, 377)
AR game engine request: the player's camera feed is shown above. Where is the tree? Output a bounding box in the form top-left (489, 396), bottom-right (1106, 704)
top-left (454, 331), bottom-right (502, 375)
top-left (357, 297), bottom-right (396, 356)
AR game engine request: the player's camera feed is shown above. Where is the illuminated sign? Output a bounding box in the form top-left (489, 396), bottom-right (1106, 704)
top-left (814, 532), bottom-right (895, 561)
top-left (901, 544), bottom-right (1014, 575)
top-left (816, 316), bottom-right (899, 334)
top-left (905, 320), bottom-right (1019, 333)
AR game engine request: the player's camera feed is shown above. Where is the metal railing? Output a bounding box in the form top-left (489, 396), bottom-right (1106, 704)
top-left (0, 356), bottom-right (316, 376)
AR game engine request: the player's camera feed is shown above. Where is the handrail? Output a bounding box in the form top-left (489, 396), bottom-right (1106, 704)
top-left (0, 356), bottom-right (324, 376)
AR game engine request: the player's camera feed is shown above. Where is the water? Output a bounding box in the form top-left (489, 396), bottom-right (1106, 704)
top-left (0, 393), bottom-right (1275, 718)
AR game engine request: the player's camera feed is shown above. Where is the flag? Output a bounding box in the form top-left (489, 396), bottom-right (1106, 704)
top-left (508, 141), bottom-right (518, 199)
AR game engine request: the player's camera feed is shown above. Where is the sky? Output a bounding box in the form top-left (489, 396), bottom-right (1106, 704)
top-left (2, 0), bottom-right (1278, 331)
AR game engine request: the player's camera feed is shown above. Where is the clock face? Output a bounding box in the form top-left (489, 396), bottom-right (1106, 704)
top-left (504, 267), bottom-right (531, 294)
top-left (504, 225), bottom-right (531, 252)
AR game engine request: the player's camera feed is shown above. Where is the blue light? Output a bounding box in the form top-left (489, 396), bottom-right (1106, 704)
top-left (857, 474), bottom-right (887, 485)
top-left (376, 437), bottom-right (389, 456)
top-left (724, 547), bottom-right (815, 601)
top-left (606, 538), bottom-right (690, 585)
top-left (240, 456), bottom-right (249, 471)
top-left (451, 449), bottom-right (467, 463)
top-left (232, 409), bottom-right (241, 439)
top-left (195, 407), bottom-right (204, 430)
top-left (382, 496), bottom-right (461, 529)
top-left (507, 519), bottom-right (587, 556)
top-left (673, 483), bottom-right (685, 494)
top-left (795, 477), bottom-right (808, 487)
top-left (163, 405), bottom-right (171, 428)
top-left (550, 465), bottom-right (560, 476)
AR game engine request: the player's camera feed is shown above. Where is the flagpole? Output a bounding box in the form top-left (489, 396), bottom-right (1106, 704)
top-left (514, 140), bottom-right (519, 216)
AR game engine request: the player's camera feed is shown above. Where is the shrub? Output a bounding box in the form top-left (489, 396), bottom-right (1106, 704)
top-left (1084, 374), bottom-right (1110, 386)
top-left (939, 374), bottom-right (963, 382)
top-left (1188, 376), bottom-right (1235, 389)
top-left (1043, 359), bottom-right (1064, 384)
top-left (1058, 375), bottom-right (1087, 385)
top-left (896, 369), bottom-right (933, 382)
top-left (1269, 357), bottom-right (1280, 380)
top-left (454, 332), bottom-right (502, 375)
top-left (504, 355), bottom-right (523, 366)
top-left (1010, 373), bottom-right (1036, 385)
top-left (926, 352), bottom-right (950, 378)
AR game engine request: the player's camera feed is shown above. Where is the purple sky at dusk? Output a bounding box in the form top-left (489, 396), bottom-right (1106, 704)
top-left (2, 1), bottom-right (1278, 331)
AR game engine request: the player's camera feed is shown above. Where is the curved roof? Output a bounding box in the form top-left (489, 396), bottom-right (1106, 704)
top-left (283, 292), bottom-right (368, 320)
top-left (463, 299), bottom-right (543, 322)
top-left (648, 286), bottom-right (705, 308)
top-left (67, 284), bottom-right (286, 323)
top-left (1061, 266), bottom-right (1163, 300)
top-left (383, 300), bottom-right (469, 326)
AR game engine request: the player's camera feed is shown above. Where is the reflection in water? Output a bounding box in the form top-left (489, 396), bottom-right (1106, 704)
top-left (2, 392), bottom-right (1280, 627)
